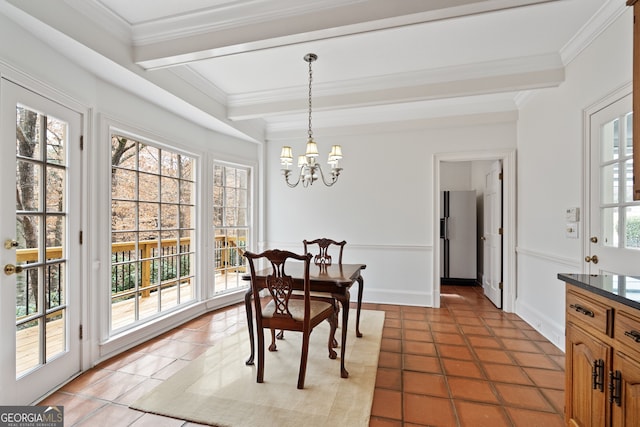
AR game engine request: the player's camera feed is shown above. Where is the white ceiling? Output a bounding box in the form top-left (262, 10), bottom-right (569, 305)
top-left (3, 0), bottom-right (617, 140)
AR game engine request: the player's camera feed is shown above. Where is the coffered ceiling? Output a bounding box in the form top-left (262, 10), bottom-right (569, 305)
top-left (2, 0), bottom-right (618, 141)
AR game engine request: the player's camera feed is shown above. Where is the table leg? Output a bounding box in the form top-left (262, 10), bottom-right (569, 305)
top-left (336, 290), bottom-right (350, 378)
top-left (244, 288), bottom-right (255, 366)
top-left (356, 274), bottom-right (364, 338)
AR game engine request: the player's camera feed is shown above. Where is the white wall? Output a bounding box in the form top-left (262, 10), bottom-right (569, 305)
top-left (515, 8), bottom-right (633, 350)
top-left (266, 119), bottom-right (516, 306)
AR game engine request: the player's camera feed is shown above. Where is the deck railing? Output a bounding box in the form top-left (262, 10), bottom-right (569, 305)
top-left (15, 235), bottom-right (246, 317)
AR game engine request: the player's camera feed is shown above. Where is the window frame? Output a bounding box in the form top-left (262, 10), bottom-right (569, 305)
top-left (106, 124), bottom-right (201, 337)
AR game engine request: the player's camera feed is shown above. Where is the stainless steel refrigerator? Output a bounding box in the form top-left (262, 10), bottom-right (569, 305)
top-left (440, 190), bottom-right (477, 284)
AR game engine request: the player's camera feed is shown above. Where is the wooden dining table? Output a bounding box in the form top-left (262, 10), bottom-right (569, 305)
top-left (242, 262), bottom-right (366, 379)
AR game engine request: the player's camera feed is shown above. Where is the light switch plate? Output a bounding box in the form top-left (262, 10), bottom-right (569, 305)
top-left (566, 222), bottom-right (579, 239)
top-left (566, 207), bottom-right (580, 222)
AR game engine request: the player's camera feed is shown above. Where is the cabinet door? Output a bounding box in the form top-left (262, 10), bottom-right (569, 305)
top-left (612, 351), bottom-right (640, 427)
top-left (566, 323), bottom-right (610, 426)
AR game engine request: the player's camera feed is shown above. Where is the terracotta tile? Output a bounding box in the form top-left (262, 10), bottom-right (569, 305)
top-left (385, 318), bottom-right (402, 329)
top-left (500, 338), bottom-right (543, 353)
top-left (368, 417), bottom-right (403, 427)
top-left (403, 354), bottom-right (442, 374)
top-left (114, 377), bottom-right (164, 406)
top-left (522, 367), bottom-right (565, 390)
top-left (482, 363), bottom-right (533, 385)
top-left (38, 392), bottom-right (106, 426)
top-left (511, 352), bottom-right (558, 370)
top-left (522, 329), bottom-right (550, 342)
top-left (549, 355), bottom-right (566, 370)
top-left (402, 328), bottom-right (433, 342)
top-left (467, 335), bottom-right (503, 349)
top-left (483, 318), bottom-right (516, 328)
top-left (60, 368), bottom-right (112, 393)
top-left (541, 388), bottom-right (565, 414)
top-left (378, 351), bottom-right (403, 369)
top-left (432, 331), bottom-right (466, 345)
top-left (403, 371), bottom-right (450, 397)
top-left (371, 388), bottom-right (402, 420)
top-left (438, 344), bottom-right (474, 361)
top-left (403, 393), bottom-right (456, 426)
top-left (77, 371), bottom-right (147, 401)
top-left (442, 359), bottom-right (484, 379)
top-left (430, 322), bottom-right (460, 333)
top-left (474, 348), bottom-right (514, 365)
top-left (117, 353), bottom-right (176, 377)
top-left (448, 377), bottom-right (500, 403)
top-left (536, 341), bottom-right (564, 356)
top-left (506, 407), bottom-right (565, 427)
top-left (455, 400), bottom-right (511, 427)
top-left (75, 403), bottom-right (143, 427)
top-left (375, 367), bottom-right (402, 390)
top-left (403, 340), bottom-right (437, 356)
top-left (383, 327), bottom-right (402, 340)
top-left (452, 316), bottom-right (481, 326)
top-left (460, 324), bottom-right (492, 336)
top-left (403, 319), bottom-right (430, 330)
top-left (491, 327), bottom-right (529, 339)
top-left (425, 312), bottom-right (455, 323)
top-left (142, 339), bottom-right (204, 359)
top-left (494, 383), bottom-right (555, 411)
top-left (380, 338), bottom-right (402, 353)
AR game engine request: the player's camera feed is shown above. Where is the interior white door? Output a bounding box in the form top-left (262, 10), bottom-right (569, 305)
top-left (483, 160), bottom-right (503, 308)
top-left (588, 93), bottom-right (640, 275)
top-left (0, 79), bottom-right (82, 404)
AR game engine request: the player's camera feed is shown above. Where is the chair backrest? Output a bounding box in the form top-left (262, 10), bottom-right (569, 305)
top-left (244, 249), bottom-right (312, 322)
top-left (303, 238), bottom-right (346, 266)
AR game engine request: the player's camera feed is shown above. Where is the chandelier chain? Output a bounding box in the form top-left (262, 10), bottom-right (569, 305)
top-left (308, 58), bottom-right (313, 140)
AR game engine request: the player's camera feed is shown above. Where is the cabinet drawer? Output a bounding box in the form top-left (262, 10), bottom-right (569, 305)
top-left (615, 310), bottom-right (640, 358)
top-left (566, 290), bottom-right (612, 336)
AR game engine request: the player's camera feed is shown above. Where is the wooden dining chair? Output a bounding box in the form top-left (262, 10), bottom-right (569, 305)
top-left (303, 238), bottom-right (347, 266)
top-left (244, 249), bottom-right (338, 389)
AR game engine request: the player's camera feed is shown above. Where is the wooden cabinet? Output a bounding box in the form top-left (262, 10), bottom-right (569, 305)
top-left (565, 284), bottom-right (640, 426)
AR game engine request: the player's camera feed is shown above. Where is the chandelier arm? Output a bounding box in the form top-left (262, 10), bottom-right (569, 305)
top-left (283, 168), bottom-right (303, 188)
top-left (316, 164), bottom-right (339, 187)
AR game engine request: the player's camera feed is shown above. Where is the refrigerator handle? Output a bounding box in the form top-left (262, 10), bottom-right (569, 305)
top-left (440, 218), bottom-right (448, 240)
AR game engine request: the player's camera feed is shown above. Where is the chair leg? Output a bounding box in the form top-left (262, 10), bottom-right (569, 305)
top-left (328, 315), bottom-right (337, 360)
top-left (268, 328), bottom-right (277, 351)
top-left (257, 329), bottom-right (265, 383)
top-left (298, 332), bottom-right (310, 389)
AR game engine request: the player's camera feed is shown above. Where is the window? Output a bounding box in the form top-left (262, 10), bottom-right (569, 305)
top-left (213, 163), bottom-right (249, 294)
top-left (110, 134), bottom-right (196, 333)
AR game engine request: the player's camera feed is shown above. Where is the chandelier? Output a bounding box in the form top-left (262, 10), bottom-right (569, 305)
top-left (280, 53), bottom-right (343, 187)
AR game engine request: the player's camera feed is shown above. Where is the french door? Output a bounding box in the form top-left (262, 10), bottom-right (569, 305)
top-left (0, 79), bottom-right (82, 404)
top-left (587, 92), bottom-right (640, 275)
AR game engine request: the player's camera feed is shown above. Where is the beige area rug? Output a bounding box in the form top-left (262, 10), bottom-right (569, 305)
top-left (131, 309), bottom-right (384, 427)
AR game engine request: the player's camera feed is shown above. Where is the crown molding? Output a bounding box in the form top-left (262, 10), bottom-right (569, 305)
top-left (560, 0), bottom-right (627, 65)
top-left (63, 0), bottom-right (131, 44)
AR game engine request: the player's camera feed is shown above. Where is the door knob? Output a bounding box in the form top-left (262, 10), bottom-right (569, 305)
top-left (4, 264), bottom-right (23, 275)
top-left (585, 255), bottom-right (599, 264)
top-left (590, 236), bottom-right (598, 243)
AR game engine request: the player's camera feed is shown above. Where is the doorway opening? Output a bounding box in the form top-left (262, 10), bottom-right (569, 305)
top-left (432, 149), bottom-right (516, 312)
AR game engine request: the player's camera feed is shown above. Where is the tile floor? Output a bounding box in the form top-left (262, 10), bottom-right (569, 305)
top-left (40, 284), bottom-right (565, 426)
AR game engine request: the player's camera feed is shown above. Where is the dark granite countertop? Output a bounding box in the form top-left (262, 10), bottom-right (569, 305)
top-left (558, 273), bottom-right (640, 311)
